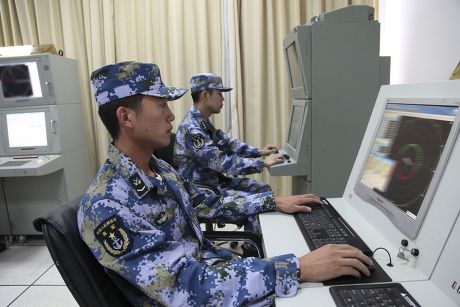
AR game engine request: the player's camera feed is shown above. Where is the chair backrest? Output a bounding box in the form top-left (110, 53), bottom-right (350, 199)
top-left (33, 196), bottom-right (132, 307)
top-left (153, 132), bottom-right (177, 168)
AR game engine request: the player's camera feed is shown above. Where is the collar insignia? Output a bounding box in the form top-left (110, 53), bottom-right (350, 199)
top-left (129, 173), bottom-right (149, 198)
top-left (199, 120), bottom-right (208, 131)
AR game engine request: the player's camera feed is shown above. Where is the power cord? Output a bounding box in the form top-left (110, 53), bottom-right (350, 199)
top-left (373, 247), bottom-right (393, 267)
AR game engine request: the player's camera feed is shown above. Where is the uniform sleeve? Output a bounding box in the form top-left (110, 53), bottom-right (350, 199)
top-left (214, 129), bottom-right (261, 158)
top-left (185, 128), bottom-right (264, 176)
top-left (181, 176), bottom-right (276, 222)
top-left (79, 200), bottom-right (300, 306)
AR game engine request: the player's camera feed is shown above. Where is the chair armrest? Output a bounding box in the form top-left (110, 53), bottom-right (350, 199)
top-left (203, 230), bottom-right (265, 258)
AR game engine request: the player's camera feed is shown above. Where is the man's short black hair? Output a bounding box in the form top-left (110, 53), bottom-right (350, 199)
top-left (98, 94), bottom-right (143, 140)
top-left (191, 91), bottom-right (202, 103)
top-left (191, 89), bottom-right (217, 103)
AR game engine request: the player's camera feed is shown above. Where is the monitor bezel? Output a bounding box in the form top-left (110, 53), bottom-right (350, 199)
top-left (354, 98), bottom-right (460, 239)
top-left (0, 106), bottom-right (61, 156)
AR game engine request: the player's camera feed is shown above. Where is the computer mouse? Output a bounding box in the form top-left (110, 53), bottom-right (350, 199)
top-left (305, 201), bottom-right (322, 209)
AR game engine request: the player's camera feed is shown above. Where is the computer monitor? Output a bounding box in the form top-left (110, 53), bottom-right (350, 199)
top-left (286, 42), bottom-right (303, 90)
top-left (283, 25), bottom-right (312, 99)
top-left (0, 59), bottom-right (53, 106)
top-left (0, 106), bottom-right (61, 156)
top-left (287, 104), bottom-right (304, 150)
top-left (284, 100), bottom-right (308, 161)
top-left (355, 99), bottom-right (460, 239)
top-left (0, 63), bottom-right (42, 98)
top-left (0, 54), bottom-right (80, 108)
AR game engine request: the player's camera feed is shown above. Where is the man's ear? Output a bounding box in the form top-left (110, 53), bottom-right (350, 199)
top-left (116, 107), bottom-right (134, 128)
top-left (201, 91), bottom-right (208, 102)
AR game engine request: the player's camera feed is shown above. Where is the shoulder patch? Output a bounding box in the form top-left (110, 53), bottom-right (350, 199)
top-left (94, 215), bottom-right (133, 257)
top-left (191, 134), bottom-right (205, 149)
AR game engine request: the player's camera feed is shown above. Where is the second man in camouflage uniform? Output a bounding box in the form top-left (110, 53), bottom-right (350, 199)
top-left (174, 73), bottom-right (287, 248)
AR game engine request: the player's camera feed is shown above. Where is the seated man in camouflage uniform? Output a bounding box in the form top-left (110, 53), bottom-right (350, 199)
top-left (78, 61), bottom-right (373, 306)
top-left (173, 73), bottom-right (285, 248)
top-left (174, 73), bottom-right (283, 196)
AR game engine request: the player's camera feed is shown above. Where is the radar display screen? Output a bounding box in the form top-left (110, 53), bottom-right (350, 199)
top-left (0, 64), bottom-right (33, 98)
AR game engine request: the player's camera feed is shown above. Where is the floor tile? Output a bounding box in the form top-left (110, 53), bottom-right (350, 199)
top-left (33, 265), bottom-right (65, 286)
top-left (8, 286), bottom-right (78, 307)
top-left (0, 286), bottom-right (27, 307)
top-left (0, 246), bottom-right (53, 285)
top-left (13, 235), bottom-right (45, 246)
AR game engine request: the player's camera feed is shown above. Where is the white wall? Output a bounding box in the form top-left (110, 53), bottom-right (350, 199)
top-left (379, 0), bottom-right (460, 84)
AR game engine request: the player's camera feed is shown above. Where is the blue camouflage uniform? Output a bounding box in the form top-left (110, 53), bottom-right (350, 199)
top-left (78, 144), bottom-right (300, 306)
top-left (174, 73), bottom-right (273, 237)
top-left (78, 62), bottom-right (300, 306)
top-left (174, 105), bottom-right (271, 195)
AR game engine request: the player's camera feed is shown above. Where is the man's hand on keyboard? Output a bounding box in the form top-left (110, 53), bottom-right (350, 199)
top-left (298, 244), bottom-right (373, 282)
top-left (274, 194), bottom-right (322, 214)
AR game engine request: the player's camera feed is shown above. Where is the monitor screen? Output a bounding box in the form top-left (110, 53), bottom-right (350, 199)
top-left (356, 100), bottom-right (460, 238)
top-left (0, 62), bottom-right (43, 99)
top-left (0, 105), bottom-right (61, 156)
top-left (6, 111), bottom-right (48, 147)
top-left (286, 42), bottom-right (303, 89)
top-left (287, 105), bottom-right (304, 149)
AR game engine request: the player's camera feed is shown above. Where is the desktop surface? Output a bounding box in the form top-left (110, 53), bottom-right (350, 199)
top-left (0, 155), bottom-right (63, 177)
top-left (259, 197), bottom-right (457, 306)
top-left (270, 280), bottom-right (456, 307)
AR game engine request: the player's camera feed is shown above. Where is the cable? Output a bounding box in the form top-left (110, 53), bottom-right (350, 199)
top-left (373, 247), bottom-right (394, 267)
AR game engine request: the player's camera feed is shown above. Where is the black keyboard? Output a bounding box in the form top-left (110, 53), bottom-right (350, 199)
top-left (294, 197), bottom-right (373, 256)
top-left (294, 197), bottom-right (392, 285)
top-left (329, 283), bottom-right (421, 307)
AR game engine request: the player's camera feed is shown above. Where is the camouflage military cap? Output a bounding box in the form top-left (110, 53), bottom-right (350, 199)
top-left (190, 73), bottom-right (232, 94)
top-left (90, 61), bottom-right (187, 106)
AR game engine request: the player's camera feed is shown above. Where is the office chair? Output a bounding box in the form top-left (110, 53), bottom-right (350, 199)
top-left (32, 196), bottom-right (132, 307)
top-left (33, 194), bottom-right (264, 306)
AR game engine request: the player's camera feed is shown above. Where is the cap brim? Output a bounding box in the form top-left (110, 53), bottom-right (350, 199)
top-left (142, 86), bottom-right (188, 101)
top-left (190, 86), bottom-right (233, 94)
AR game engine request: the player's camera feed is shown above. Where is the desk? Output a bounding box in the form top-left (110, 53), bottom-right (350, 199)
top-left (0, 155), bottom-right (63, 177)
top-left (0, 147), bottom-right (92, 235)
top-left (259, 198), bottom-right (458, 306)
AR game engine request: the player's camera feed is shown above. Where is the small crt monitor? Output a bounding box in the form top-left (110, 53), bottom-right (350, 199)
top-left (286, 104), bottom-right (304, 152)
top-left (286, 42), bottom-right (304, 90)
top-left (0, 106), bottom-right (61, 156)
top-left (283, 25), bottom-right (311, 99)
top-left (0, 56), bottom-right (57, 107)
top-left (284, 99), bottom-right (308, 162)
top-left (355, 99), bottom-right (460, 239)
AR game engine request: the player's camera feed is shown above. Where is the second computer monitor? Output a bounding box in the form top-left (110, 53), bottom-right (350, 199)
top-left (0, 106), bottom-right (62, 156)
top-left (284, 99), bottom-right (309, 165)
